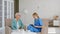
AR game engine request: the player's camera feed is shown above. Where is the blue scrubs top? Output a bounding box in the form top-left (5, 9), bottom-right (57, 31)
top-left (34, 18), bottom-right (43, 26)
top-left (34, 18), bottom-right (43, 32)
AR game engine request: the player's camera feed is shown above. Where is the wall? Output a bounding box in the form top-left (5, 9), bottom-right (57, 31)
top-left (14, 0), bottom-right (19, 17)
top-left (19, 0), bottom-right (60, 25)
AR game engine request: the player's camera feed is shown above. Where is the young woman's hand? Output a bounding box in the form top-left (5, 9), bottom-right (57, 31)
top-left (35, 26), bottom-right (45, 28)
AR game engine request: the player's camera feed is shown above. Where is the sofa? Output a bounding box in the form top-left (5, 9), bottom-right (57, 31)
top-left (5, 19), bottom-right (12, 34)
top-left (5, 18), bottom-right (49, 34)
top-left (5, 19), bottom-right (26, 34)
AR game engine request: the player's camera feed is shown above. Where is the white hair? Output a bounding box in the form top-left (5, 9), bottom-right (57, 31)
top-left (15, 13), bottom-right (20, 17)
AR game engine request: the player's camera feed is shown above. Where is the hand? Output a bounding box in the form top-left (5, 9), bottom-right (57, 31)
top-left (42, 26), bottom-right (45, 28)
top-left (35, 26), bottom-right (45, 28)
top-left (19, 27), bottom-right (21, 29)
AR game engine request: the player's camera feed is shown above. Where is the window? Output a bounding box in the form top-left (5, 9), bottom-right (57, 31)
top-left (0, 0), bottom-right (2, 28)
top-left (4, 0), bottom-right (14, 19)
top-left (4, 1), bottom-right (7, 19)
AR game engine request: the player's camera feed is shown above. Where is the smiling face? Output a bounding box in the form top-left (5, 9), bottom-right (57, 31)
top-left (16, 15), bottom-right (21, 19)
top-left (15, 13), bottom-right (21, 20)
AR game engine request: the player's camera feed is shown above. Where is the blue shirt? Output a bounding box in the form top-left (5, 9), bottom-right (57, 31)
top-left (34, 18), bottom-right (43, 26)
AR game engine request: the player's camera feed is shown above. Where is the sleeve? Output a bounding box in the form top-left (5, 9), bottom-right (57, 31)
top-left (11, 20), bottom-right (16, 30)
top-left (20, 20), bottom-right (24, 29)
top-left (39, 19), bottom-right (43, 26)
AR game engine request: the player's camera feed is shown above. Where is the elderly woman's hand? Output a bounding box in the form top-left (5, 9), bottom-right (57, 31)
top-left (19, 26), bottom-right (21, 29)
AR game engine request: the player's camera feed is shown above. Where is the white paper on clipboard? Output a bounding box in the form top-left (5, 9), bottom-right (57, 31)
top-left (53, 20), bottom-right (60, 26)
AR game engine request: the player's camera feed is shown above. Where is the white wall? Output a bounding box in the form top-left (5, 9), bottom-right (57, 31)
top-left (19, 0), bottom-right (60, 25)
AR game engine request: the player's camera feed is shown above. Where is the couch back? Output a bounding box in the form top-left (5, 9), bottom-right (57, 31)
top-left (5, 19), bottom-right (12, 27)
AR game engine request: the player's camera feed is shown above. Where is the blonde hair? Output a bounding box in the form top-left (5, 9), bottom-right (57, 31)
top-left (32, 12), bottom-right (39, 18)
top-left (15, 13), bottom-right (20, 17)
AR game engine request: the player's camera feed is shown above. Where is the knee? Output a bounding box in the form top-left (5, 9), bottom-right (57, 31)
top-left (27, 25), bottom-right (31, 30)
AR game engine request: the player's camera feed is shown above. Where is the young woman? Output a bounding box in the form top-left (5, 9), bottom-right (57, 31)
top-left (27, 12), bottom-right (43, 32)
top-left (11, 12), bottom-right (24, 30)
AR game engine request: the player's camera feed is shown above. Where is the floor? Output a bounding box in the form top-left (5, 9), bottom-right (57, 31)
top-left (0, 29), bottom-right (5, 34)
top-left (48, 27), bottom-right (60, 34)
top-left (11, 30), bottom-right (41, 34)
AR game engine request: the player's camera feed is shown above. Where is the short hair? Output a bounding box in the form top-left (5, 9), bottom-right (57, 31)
top-left (15, 12), bottom-right (20, 17)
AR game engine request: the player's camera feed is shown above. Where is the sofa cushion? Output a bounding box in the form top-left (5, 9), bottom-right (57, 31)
top-left (5, 19), bottom-right (12, 27)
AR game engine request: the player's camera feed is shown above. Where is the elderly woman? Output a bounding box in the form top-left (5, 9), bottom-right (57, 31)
top-left (11, 12), bottom-right (24, 30)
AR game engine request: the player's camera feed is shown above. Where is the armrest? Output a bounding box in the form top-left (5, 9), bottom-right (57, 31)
top-left (5, 26), bottom-right (12, 34)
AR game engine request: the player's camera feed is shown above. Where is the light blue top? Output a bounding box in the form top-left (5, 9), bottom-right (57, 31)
top-left (11, 19), bottom-right (24, 30)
